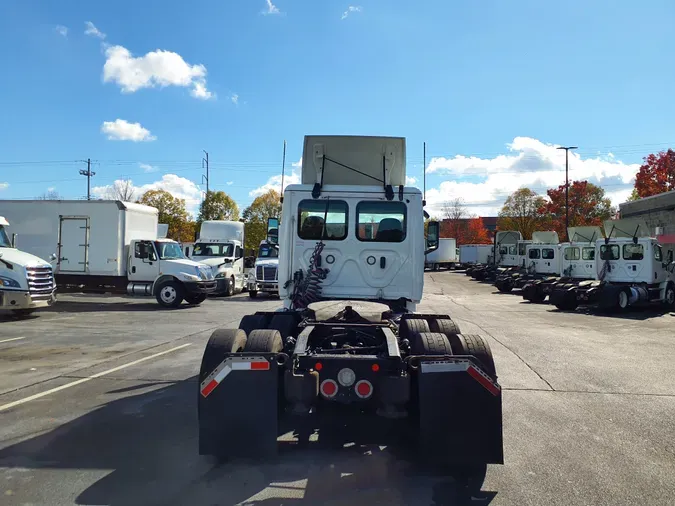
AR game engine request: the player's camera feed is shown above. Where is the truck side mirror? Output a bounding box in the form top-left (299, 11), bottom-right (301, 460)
top-left (267, 217), bottom-right (279, 245)
top-left (667, 250), bottom-right (674, 264)
top-left (11, 233), bottom-right (17, 248)
top-left (425, 221), bottom-right (440, 254)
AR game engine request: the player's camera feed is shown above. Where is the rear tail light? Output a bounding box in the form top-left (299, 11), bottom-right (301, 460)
top-left (354, 380), bottom-right (373, 399)
top-left (320, 379), bottom-right (338, 398)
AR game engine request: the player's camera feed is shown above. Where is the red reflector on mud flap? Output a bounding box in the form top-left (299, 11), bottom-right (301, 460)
top-left (420, 360), bottom-right (500, 397)
top-left (200, 356), bottom-right (270, 398)
top-left (466, 366), bottom-right (500, 396)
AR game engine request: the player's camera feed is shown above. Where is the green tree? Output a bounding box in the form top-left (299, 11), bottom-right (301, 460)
top-left (497, 188), bottom-right (547, 240)
top-left (242, 189), bottom-right (282, 253)
top-left (197, 190), bottom-right (240, 223)
top-left (137, 189), bottom-right (190, 242)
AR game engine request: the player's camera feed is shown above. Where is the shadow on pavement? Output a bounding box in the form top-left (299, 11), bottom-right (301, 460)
top-left (41, 300), bottom-right (194, 313)
top-left (0, 377), bottom-right (496, 506)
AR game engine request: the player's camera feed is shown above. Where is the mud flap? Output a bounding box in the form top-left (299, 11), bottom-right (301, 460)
top-left (418, 359), bottom-right (503, 465)
top-left (198, 354), bottom-right (279, 459)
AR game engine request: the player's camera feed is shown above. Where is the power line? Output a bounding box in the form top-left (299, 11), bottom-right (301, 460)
top-left (78, 158), bottom-right (95, 200)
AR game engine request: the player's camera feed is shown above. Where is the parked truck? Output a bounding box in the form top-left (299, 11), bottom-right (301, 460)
top-left (425, 238), bottom-right (457, 270)
top-left (247, 219), bottom-right (280, 298)
top-left (470, 231), bottom-right (523, 281)
top-left (523, 226), bottom-right (601, 304)
top-left (0, 200), bottom-right (216, 308)
top-left (198, 135), bottom-right (503, 495)
top-left (494, 231), bottom-right (560, 293)
top-left (554, 218), bottom-right (675, 311)
top-left (190, 220), bottom-right (246, 296)
top-left (0, 216), bottom-right (56, 317)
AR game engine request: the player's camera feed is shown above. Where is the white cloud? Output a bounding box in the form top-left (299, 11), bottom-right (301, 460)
top-left (423, 137), bottom-right (639, 217)
top-left (341, 5), bottom-right (362, 19)
top-left (55, 25), bottom-right (68, 37)
top-left (84, 21), bottom-right (106, 39)
top-left (250, 158), bottom-right (301, 197)
top-left (262, 0), bottom-right (281, 15)
top-left (92, 175), bottom-right (203, 216)
top-left (226, 181), bottom-right (234, 185)
top-left (139, 163), bottom-right (159, 173)
top-left (103, 45), bottom-right (213, 99)
top-left (101, 119), bottom-right (156, 142)
top-left (406, 176), bottom-right (417, 185)
top-left (230, 93), bottom-right (239, 105)
top-left (0, 183), bottom-right (8, 191)
top-left (47, 187), bottom-right (55, 192)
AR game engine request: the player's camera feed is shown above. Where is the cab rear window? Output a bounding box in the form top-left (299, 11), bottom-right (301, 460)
top-left (356, 201), bottom-right (407, 242)
top-left (297, 200), bottom-right (348, 240)
top-left (600, 245), bottom-right (620, 260)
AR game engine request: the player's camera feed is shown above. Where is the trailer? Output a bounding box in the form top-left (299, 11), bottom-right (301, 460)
top-left (0, 200), bottom-right (216, 308)
top-left (553, 219), bottom-right (675, 311)
top-left (494, 231), bottom-right (560, 293)
top-left (459, 244), bottom-right (493, 272)
top-left (523, 226), bottom-right (601, 303)
top-left (198, 135), bottom-right (503, 495)
top-left (425, 238), bottom-right (458, 270)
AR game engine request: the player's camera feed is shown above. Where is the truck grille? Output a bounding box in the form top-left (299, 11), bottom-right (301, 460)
top-left (256, 265), bottom-right (278, 281)
top-left (26, 266), bottom-right (54, 299)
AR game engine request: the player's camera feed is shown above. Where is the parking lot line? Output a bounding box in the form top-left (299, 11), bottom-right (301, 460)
top-left (0, 343), bottom-right (192, 412)
top-left (0, 336), bottom-right (26, 344)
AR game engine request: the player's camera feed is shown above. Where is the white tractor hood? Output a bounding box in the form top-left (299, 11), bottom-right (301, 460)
top-left (0, 247), bottom-right (51, 269)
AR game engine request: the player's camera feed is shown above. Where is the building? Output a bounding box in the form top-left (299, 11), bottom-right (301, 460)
top-left (618, 190), bottom-right (675, 244)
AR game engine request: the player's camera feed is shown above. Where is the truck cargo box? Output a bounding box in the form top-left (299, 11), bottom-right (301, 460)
top-left (0, 200), bottom-right (158, 277)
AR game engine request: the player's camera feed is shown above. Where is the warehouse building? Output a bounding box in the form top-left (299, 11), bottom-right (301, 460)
top-left (619, 190), bottom-right (675, 249)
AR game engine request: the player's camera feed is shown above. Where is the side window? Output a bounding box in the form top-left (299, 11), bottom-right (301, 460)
top-left (542, 248), bottom-right (555, 260)
top-left (235, 246), bottom-right (243, 258)
top-left (518, 243), bottom-right (526, 256)
top-left (509, 245), bottom-right (517, 255)
top-left (134, 242), bottom-right (142, 258)
top-left (623, 243), bottom-right (644, 260)
top-left (582, 247), bottom-right (595, 260)
top-left (600, 244), bottom-right (620, 260)
top-left (655, 245), bottom-right (663, 262)
top-left (297, 200), bottom-right (348, 240)
top-left (356, 201), bottom-right (407, 242)
top-left (499, 246), bottom-right (508, 255)
top-left (528, 248), bottom-right (540, 259)
top-left (134, 241), bottom-right (156, 260)
top-left (564, 247), bottom-right (580, 260)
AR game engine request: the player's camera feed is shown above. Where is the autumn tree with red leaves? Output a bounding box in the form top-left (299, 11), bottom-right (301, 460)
top-left (463, 217), bottom-right (492, 244)
top-left (633, 149), bottom-right (675, 199)
top-left (540, 180), bottom-right (614, 240)
top-left (439, 198), bottom-right (491, 245)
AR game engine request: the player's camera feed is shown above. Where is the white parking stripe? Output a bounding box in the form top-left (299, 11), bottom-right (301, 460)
top-left (0, 343), bottom-right (191, 412)
top-left (0, 336), bottom-right (26, 344)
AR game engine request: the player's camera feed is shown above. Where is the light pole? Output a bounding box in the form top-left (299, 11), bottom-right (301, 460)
top-left (557, 146), bottom-right (577, 240)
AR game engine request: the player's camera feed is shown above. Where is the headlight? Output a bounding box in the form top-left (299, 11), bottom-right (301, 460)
top-left (0, 276), bottom-right (21, 288)
top-left (215, 271), bottom-right (227, 279)
top-left (181, 273), bottom-right (201, 282)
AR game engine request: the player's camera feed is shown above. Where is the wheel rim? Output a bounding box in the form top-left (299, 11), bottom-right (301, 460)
top-left (229, 278), bottom-right (234, 295)
top-left (161, 286), bottom-right (177, 303)
top-left (667, 289), bottom-right (675, 305)
top-left (619, 290), bottom-right (628, 308)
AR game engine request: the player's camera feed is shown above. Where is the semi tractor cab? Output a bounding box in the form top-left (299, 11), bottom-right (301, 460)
top-left (558, 219), bottom-right (675, 312)
top-left (470, 231), bottom-right (523, 281)
top-left (0, 216), bottom-right (56, 317)
top-left (190, 221), bottom-right (246, 296)
top-left (248, 221), bottom-right (280, 298)
top-left (494, 231), bottom-right (560, 293)
top-left (198, 135), bottom-right (503, 495)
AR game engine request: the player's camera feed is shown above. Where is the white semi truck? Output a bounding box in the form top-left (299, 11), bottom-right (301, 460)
top-left (494, 231), bottom-right (561, 292)
top-left (190, 220), bottom-right (246, 296)
top-left (247, 220), bottom-right (280, 298)
top-left (0, 216), bottom-right (56, 317)
top-left (424, 237), bottom-right (458, 270)
top-left (197, 135), bottom-right (503, 496)
top-left (469, 231), bottom-right (524, 281)
top-left (0, 200), bottom-right (216, 308)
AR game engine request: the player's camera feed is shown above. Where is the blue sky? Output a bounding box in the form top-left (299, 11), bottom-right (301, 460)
top-left (0, 0), bottom-right (674, 216)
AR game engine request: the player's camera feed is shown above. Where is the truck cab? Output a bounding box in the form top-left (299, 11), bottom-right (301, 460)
top-left (0, 216), bottom-right (56, 317)
top-left (190, 221), bottom-right (246, 296)
top-left (524, 231), bottom-right (561, 276)
top-left (248, 233), bottom-right (280, 298)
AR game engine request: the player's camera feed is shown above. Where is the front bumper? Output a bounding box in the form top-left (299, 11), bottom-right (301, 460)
top-left (184, 280), bottom-right (217, 295)
top-left (248, 280), bottom-right (278, 292)
top-left (0, 289), bottom-right (56, 310)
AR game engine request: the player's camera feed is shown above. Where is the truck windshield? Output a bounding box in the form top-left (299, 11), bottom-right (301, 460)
top-left (258, 244), bottom-right (278, 258)
top-left (0, 227), bottom-right (10, 248)
top-left (154, 242), bottom-right (186, 260)
top-left (192, 243), bottom-right (234, 257)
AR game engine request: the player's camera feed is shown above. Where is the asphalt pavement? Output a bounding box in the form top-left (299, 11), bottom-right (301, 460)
top-left (0, 273), bottom-right (674, 505)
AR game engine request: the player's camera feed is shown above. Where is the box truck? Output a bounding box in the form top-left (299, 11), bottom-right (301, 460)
top-left (190, 220), bottom-right (247, 296)
top-left (459, 244), bottom-right (492, 268)
top-left (0, 216), bottom-right (56, 317)
top-left (0, 200), bottom-right (216, 308)
top-left (425, 237), bottom-right (458, 270)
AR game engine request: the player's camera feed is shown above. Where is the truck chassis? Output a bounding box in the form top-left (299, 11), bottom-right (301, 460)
top-left (550, 280), bottom-right (675, 312)
top-left (198, 301), bottom-right (503, 492)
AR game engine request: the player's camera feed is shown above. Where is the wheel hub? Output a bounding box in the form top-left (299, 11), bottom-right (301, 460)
top-left (162, 287), bottom-right (177, 303)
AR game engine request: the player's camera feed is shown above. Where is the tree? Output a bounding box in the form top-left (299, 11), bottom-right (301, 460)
top-left (38, 190), bottom-right (61, 200)
top-left (463, 217), bottom-right (491, 244)
top-left (440, 198), bottom-right (468, 239)
top-left (137, 189), bottom-right (190, 242)
top-left (106, 179), bottom-right (135, 201)
top-left (197, 191), bottom-right (239, 223)
top-left (540, 180), bottom-right (614, 240)
top-left (497, 188), bottom-right (547, 239)
top-left (633, 149), bottom-right (675, 198)
top-left (242, 190), bottom-right (282, 253)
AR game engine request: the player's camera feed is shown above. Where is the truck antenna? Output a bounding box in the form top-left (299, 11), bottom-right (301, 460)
top-left (423, 142), bottom-right (427, 207)
top-left (280, 140), bottom-right (286, 204)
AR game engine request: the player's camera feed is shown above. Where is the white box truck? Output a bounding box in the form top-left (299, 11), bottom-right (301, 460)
top-left (459, 244), bottom-right (492, 267)
top-left (0, 216), bottom-right (57, 317)
top-left (425, 237), bottom-right (458, 270)
top-left (190, 220), bottom-right (247, 296)
top-left (0, 200), bottom-right (216, 308)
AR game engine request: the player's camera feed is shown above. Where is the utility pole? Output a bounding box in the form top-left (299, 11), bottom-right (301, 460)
top-left (202, 150), bottom-right (209, 194)
top-left (556, 146), bottom-right (578, 241)
top-left (79, 158), bottom-right (96, 200)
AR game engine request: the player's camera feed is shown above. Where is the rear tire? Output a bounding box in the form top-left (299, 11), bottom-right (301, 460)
top-left (238, 314), bottom-right (269, 337)
top-left (399, 318), bottom-right (431, 340)
top-left (245, 329), bottom-right (283, 353)
top-left (429, 318), bottom-right (461, 337)
top-left (457, 334), bottom-right (496, 378)
top-left (411, 332), bottom-right (452, 355)
top-left (248, 289), bottom-right (258, 298)
top-left (155, 279), bottom-right (184, 308)
top-left (616, 287), bottom-right (630, 311)
top-left (268, 314), bottom-right (298, 339)
top-left (199, 328), bottom-right (247, 381)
